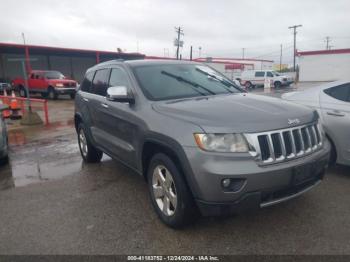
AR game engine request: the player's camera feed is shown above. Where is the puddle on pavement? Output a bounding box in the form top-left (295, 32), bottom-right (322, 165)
top-left (0, 133), bottom-right (111, 191)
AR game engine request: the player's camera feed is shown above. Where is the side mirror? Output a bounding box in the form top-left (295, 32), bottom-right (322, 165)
top-left (106, 86), bottom-right (134, 104)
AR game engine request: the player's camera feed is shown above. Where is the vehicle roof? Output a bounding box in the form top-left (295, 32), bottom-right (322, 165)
top-left (91, 59), bottom-right (201, 70)
top-left (30, 70), bottom-right (62, 73)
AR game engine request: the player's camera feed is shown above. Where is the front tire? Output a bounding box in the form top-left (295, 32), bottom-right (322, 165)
top-left (48, 87), bottom-right (58, 100)
top-left (77, 123), bottom-right (103, 163)
top-left (18, 86), bottom-right (27, 97)
top-left (147, 153), bottom-right (199, 228)
top-left (274, 81), bottom-right (281, 88)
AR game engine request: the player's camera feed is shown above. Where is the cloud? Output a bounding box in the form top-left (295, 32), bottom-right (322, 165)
top-left (0, 0), bottom-right (349, 63)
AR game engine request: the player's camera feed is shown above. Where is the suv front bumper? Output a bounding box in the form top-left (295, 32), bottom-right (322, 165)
top-left (183, 139), bottom-right (330, 216)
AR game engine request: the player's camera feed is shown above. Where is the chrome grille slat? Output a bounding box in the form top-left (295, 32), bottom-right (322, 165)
top-left (245, 122), bottom-right (323, 165)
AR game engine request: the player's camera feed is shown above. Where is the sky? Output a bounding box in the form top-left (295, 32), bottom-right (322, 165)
top-left (1, 0), bottom-right (350, 64)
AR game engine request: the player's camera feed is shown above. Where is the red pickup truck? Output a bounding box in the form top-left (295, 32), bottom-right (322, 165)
top-left (12, 70), bottom-right (77, 100)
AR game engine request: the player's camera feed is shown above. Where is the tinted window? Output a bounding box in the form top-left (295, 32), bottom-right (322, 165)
top-left (91, 69), bottom-right (110, 96)
top-left (109, 68), bottom-right (130, 88)
top-left (266, 72), bottom-right (273, 77)
top-left (255, 71), bottom-right (265, 77)
top-left (132, 64), bottom-right (241, 101)
top-left (324, 84), bottom-right (350, 102)
top-left (80, 71), bottom-right (95, 93)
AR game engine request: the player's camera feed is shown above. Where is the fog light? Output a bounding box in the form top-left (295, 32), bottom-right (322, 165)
top-left (222, 179), bottom-right (231, 188)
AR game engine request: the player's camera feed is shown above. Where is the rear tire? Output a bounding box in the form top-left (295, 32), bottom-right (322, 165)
top-left (48, 87), bottom-right (58, 100)
top-left (41, 92), bottom-right (48, 98)
top-left (147, 153), bottom-right (199, 228)
top-left (77, 122), bottom-right (103, 163)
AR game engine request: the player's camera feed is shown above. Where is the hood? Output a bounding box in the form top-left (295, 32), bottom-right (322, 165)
top-left (152, 93), bottom-right (317, 133)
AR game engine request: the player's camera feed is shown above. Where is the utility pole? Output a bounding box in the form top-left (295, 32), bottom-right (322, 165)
top-left (198, 47), bottom-right (202, 58)
top-left (288, 24), bottom-right (302, 72)
top-left (242, 48), bottom-right (245, 59)
top-left (279, 44), bottom-right (283, 72)
top-left (325, 36), bottom-right (331, 50)
top-left (174, 27), bottom-right (184, 60)
top-left (190, 46), bottom-right (193, 61)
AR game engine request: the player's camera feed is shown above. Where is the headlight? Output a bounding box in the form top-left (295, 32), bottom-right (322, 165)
top-left (55, 83), bottom-right (64, 87)
top-left (194, 133), bottom-right (249, 152)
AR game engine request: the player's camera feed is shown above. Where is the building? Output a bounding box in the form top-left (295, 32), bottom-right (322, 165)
top-left (0, 42), bottom-right (145, 83)
top-left (297, 48), bottom-right (350, 81)
top-left (193, 57), bottom-right (273, 80)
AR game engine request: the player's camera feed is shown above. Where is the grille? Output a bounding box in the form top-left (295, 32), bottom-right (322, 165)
top-left (246, 123), bottom-right (322, 165)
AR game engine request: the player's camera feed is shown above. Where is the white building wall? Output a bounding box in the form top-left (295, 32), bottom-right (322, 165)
top-left (299, 53), bottom-right (350, 81)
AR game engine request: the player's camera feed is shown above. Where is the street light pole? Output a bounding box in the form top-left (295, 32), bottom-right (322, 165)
top-left (288, 24), bottom-right (302, 72)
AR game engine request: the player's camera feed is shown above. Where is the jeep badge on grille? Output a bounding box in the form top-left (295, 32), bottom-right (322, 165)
top-left (288, 118), bottom-right (300, 125)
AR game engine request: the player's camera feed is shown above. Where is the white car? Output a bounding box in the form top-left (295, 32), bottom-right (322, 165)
top-left (282, 81), bottom-right (350, 166)
top-left (239, 70), bottom-right (294, 89)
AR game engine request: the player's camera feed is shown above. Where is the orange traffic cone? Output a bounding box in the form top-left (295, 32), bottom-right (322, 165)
top-left (2, 89), bottom-right (11, 118)
top-left (10, 90), bottom-right (22, 120)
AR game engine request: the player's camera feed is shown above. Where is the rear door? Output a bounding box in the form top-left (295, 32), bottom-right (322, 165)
top-left (88, 68), bottom-right (111, 150)
top-left (320, 83), bottom-right (350, 163)
top-left (254, 71), bottom-right (265, 85)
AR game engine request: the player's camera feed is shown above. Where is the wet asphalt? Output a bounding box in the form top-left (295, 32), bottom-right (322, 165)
top-left (0, 86), bottom-right (349, 255)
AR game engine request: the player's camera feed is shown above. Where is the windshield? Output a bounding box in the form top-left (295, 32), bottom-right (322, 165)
top-left (272, 71), bottom-right (280, 76)
top-left (132, 64), bottom-right (242, 101)
top-left (45, 71), bottom-right (65, 79)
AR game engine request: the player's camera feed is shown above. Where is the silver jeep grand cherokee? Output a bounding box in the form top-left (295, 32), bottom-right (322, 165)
top-left (74, 60), bottom-right (330, 228)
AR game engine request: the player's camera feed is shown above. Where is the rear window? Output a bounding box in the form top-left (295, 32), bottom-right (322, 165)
top-left (324, 83), bottom-right (350, 102)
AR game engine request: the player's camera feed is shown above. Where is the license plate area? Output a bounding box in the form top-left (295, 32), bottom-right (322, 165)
top-left (293, 163), bottom-right (316, 185)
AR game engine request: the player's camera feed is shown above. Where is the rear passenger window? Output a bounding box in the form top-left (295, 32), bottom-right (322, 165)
top-left (109, 68), bottom-right (130, 88)
top-left (324, 83), bottom-right (350, 102)
top-left (255, 71), bottom-right (265, 77)
top-left (80, 71), bottom-right (95, 93)
top-left (91, 69), bottom-right (110, 96)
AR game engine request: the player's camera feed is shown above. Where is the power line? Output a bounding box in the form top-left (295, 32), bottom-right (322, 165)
top-left (325, 36), bottom-right (331, 50)
top-left (288, 24), bottom-right (302, 72)
top-left (174, 27), bottom-right (184, 60)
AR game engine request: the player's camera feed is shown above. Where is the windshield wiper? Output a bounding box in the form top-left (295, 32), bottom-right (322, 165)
top-left (195, 67), bottom-right (236, 93)
top-left (161, 70), bottom-right (216, 96)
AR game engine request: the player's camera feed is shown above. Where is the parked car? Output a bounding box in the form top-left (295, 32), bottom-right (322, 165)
top-left (0, 104), bottom-right (9, 164)
top-left (240, 70), bottom-right (294, 89)
top-left (12, 70), bottom-right (77, 100)
top-left (75, 60), bottom-right (330, 228)
top-left (282, 81), bottom-right (350, 166)
top-left (0, 78), bottom-right (13, 94)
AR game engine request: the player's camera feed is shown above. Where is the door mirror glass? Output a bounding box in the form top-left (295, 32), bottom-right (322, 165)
top-left (107, 86), bottom-right (134, 104)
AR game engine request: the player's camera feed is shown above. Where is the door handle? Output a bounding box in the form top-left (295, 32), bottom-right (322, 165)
top-left (101, 103), bottom-right (109, 108)
top-left (326, 111), bottom-right (345, 117)
top-left (83, 98), bottom-right (89, 102)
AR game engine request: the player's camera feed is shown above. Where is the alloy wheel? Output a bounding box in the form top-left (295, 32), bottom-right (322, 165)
top-left (152, 165), bottom-right (177, 216)
top-left (79, 129), bottom-right (88, 158)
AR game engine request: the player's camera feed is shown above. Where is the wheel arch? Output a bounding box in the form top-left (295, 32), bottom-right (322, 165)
top-left (140, 135), bottom-right (199, 198)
